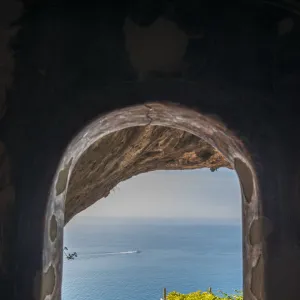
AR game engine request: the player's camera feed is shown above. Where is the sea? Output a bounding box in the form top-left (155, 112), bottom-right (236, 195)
top-left (63, 217), bottom-right (242, 300)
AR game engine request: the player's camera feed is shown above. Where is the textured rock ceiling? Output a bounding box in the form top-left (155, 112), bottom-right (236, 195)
top-left (65, 125), bottom-right (231, 223)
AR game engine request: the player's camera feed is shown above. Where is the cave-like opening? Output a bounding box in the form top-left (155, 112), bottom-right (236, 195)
top-left (42, 103), bottom-right (258, 300)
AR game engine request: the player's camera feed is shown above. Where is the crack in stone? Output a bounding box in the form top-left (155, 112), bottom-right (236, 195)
top-left (144, 104), bottom-right (154, 126)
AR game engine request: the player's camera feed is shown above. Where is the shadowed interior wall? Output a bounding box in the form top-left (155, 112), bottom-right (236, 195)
top-left (0, 0), bottom-right (300, 300)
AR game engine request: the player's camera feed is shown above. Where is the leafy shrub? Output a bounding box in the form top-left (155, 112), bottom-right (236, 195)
top-left (63, 247), bottom-right (78, 260)
top-left (167, 289), bottom-right (243, 300)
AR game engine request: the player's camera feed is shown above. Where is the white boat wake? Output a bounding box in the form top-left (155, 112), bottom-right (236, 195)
top-left (79, 250), bottom-right (141, 260)
top-left (119, 250), bottom-right (138, 254)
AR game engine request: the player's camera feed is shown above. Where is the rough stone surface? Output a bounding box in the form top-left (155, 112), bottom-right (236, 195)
top-left (41, 265), bottom-right (55, 300)
top-left (66, 125), bottom-right (231, 223)
top-left (56, 159), bottom-right (72, 196)
top-left (249, 217), bottom-right (273, 246)
top-left (251, 255), bottom-right (264, 300)
top-left (234, 158), bottom-right (253, 203)
top-left (49, 215), bottom-right (58, 243)
top-left (124, 17), bottom-right (189, 78)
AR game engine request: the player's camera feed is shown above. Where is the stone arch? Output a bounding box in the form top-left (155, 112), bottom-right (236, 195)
top-left (64, 125), bottom-right (232, 225)
top-left (40, 102), bottom-right (260, 300)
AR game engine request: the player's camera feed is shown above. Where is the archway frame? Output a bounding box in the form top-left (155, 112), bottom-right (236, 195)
top-left (42, 102), bottom-right (260, 300)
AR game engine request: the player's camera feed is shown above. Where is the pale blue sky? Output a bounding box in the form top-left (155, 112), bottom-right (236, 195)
top-left (77, 168), bottom-right (241, 223)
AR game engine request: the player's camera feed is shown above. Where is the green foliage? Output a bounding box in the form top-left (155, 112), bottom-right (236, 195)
top-left (167, 289), bottom-right (243, 300)
top-left (64, 247), bottom-right (78, 260)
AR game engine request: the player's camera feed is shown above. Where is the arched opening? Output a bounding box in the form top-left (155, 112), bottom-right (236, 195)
top-left (42, 103), bottom-right (259, 300)
top-left (63, 168), bottom-right (242, 300)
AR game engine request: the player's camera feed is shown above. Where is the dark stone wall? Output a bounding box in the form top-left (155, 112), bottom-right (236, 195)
top-left (1, 0), bottom-right (300, 299)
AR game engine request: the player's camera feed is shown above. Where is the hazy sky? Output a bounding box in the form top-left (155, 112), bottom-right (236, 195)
top-left (77, 168), bottom-right (241, 223)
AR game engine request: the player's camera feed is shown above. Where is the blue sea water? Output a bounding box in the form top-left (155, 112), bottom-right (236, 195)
top-left (63, 218), bottom-right (242, 300)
